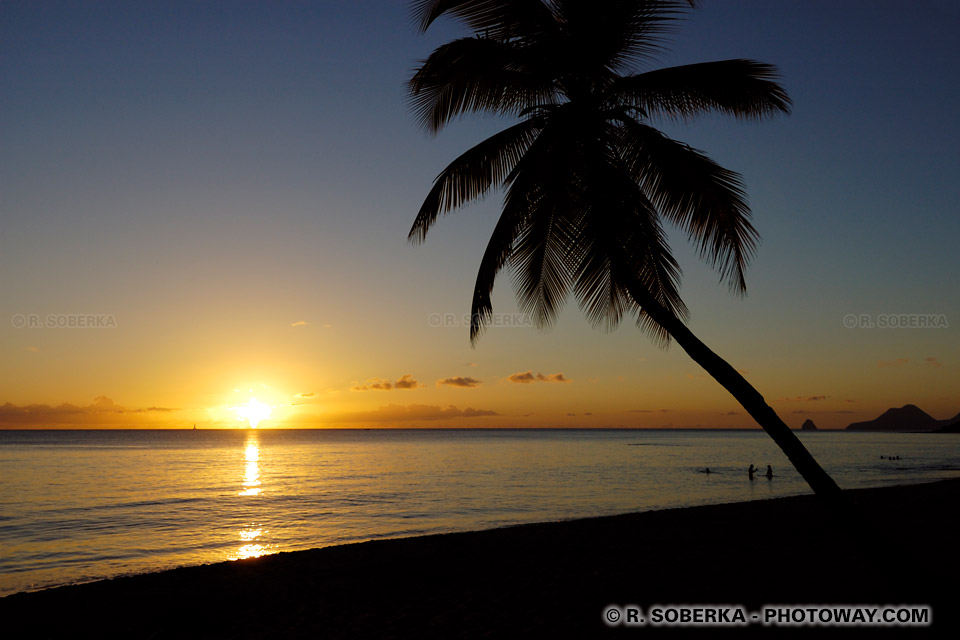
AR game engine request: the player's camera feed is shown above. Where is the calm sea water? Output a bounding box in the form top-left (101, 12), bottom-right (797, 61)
top-left (1, 428), bottom-right (957, 596)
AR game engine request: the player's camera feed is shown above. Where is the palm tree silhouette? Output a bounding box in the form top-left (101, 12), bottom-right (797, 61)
top-left (407, 0), bottom-right (844, 506)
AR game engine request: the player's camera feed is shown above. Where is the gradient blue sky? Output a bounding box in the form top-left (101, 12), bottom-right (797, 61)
top-left (1, 0), bottom-right (957, 428)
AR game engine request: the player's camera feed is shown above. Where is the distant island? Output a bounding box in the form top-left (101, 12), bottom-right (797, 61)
top-left (800, 419), bottom-right (818, 431)
top-left (934, 420), bottom-right (960, 434)
top-left (845, 404), bottom-right (960, 432)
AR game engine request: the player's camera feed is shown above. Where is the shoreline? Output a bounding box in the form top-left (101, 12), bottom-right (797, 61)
top-left (2, 479), bottom-right (957, 636)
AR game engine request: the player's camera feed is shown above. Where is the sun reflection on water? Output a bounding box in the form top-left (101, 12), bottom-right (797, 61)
top-left (232, 432), bottom-right (269, 560)
top-left (239, 436), bottom-right (261, 497)
top-left (235, 541), bottom-right (267, 560)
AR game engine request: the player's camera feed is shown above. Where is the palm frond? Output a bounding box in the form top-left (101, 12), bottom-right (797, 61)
top-left (616, 119), bottom-right (757, 292)
top-left (566, 149), bottom-right (687, 343)
top-left (411, 0), bottom-right (556, 38)
top-left (469, 197), bottom-right (526, 343)
top-left (628, 214), bottom-right (687, 346)
top-left (408, 36), bottom-right (555, 132)
top-left (610, 59), bottom-right (791, 121)
top-left (552, 0), bottom-right (693, 73)
top-left (569, 212), bottom-right (630, 332)
top-left (469, 121), bottom-right (572, 341)
top-left (409, 118), bottom-right (543, 243)
top-left (510, 187), bottom-right (578, 330)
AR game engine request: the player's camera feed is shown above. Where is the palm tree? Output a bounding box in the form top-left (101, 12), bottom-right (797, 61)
top-left (407, 0), bottom-right (846, 508)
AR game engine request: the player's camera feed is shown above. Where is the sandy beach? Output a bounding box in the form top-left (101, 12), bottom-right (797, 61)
top-left (2, 479), bottom-right (956, 638)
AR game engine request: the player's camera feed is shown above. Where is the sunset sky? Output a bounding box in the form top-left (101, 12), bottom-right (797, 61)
top-left (2, 0), bottom-right (957, 429)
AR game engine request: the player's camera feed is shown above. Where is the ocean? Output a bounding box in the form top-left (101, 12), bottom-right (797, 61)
top-left (1, 428), bottom-right (957, 596)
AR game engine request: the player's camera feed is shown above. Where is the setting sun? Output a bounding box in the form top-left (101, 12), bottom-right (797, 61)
top-left (236, 398), bottom-right (272, 428)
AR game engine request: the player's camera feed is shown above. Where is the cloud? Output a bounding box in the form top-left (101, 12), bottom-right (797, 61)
top-left (290, 321), bottom-right (308, 327)
top-left (333, 404), bottom-right (499, 424)
top-left (781, 395), bottom-right (828, 402)
top-left (629, 409), bottom-right (671, 413)
top-left (393, 374), bottom-right (420, 390)
top-left (352, 374), bottom-right (421, 391)
top-left (438, 376), bottom-right (482, 388)
top-left (876, 357), bottom-right (942, 369)
top-left (352, 378), bottom-right (393, 391)
top-left (25, 346), bottom-right (39, 352)
top-left (877, 358), bottom-right (910, 368)
top-left (296, 391), bottom-right (316, 398)
top-left (93, 395), bottom-right (115, 408)
top-left (507, 371), bottom-right (570, 384)
top-left (0, 398), bottom-right (178, 427)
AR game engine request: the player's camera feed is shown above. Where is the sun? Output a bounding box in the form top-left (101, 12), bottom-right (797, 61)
top-left (236, 397), bottom-right (272, 428)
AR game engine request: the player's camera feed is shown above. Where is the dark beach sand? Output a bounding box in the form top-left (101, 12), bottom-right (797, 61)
top-left (3, 479), bottom-right (957, 638)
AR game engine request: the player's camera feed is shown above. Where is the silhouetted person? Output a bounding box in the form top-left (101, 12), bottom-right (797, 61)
top-left (765, 465), bottom-right (773, 479)
top-left (748, 464), bottom-right (757, 480)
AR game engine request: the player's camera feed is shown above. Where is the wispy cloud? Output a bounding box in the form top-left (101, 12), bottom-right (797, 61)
top-left (877, 358), bottom-right (910, 368)
top-left (507, 371), bottom-right (569, 384)
top-left (352, 374), bottom-right (421, 391)
top-left (437, 377), bottom-right (482, 388)
top-left (780, 395), bottom-right (828, 402)
top-left (0, 397), bottom-right (178, 426)
top-left (924, 356), bottom-right (942, 368)
top-left (332, 403), bottom-right (499, 423)
top-left (352, 378), bottom-right (393, 391)
top-left (290, 320), bottom-right (308, 327)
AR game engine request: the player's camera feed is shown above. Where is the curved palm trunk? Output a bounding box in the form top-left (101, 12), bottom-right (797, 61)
top-left (626, 280), bottom-right (849, 512)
